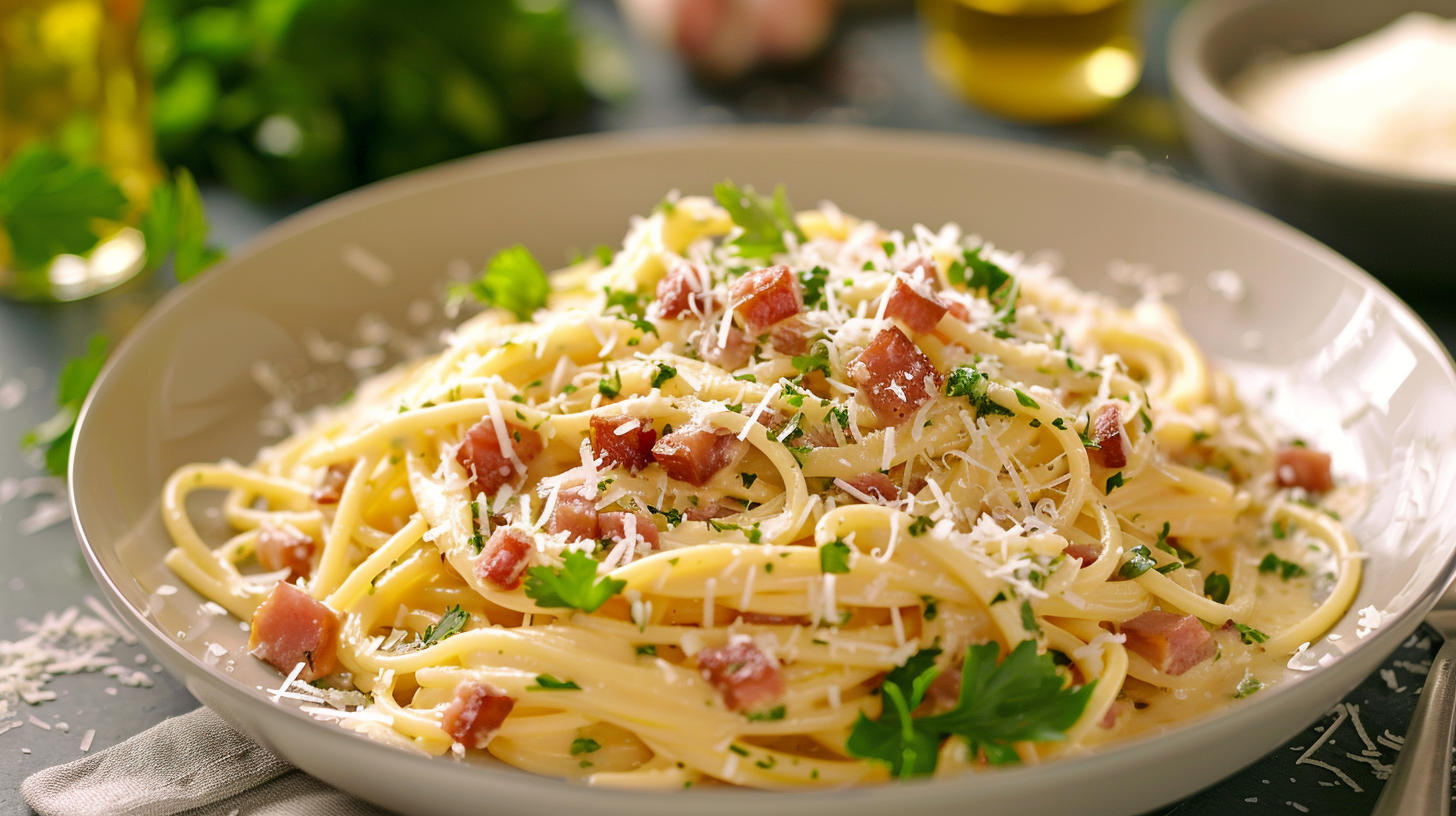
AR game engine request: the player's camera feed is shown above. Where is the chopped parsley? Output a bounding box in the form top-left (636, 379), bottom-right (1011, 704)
top-left (947, 245), bottom-right (1010, 294)
top-left (1020, 600), bottom-right (1040, 633)
top-left (1139, 409), bottom-right (1153, 434)
top-left (527, 674), bottom-right (581, 691)
top-left (650, 362), bottom-right (677, 389)
top-left (523, 550), bottom-right (626, 613)
top-left (740, 472), bottom-right (758, 488)
top-left (650, 506), bottom-right (684, 526)
top-left (945, 365), bottom-right (1014, 419)
top-left (451, 244), bottom-right (549, 321)
top-left (1234, 671), bottom-right (1264, 699)
top-left (1204, 572), bottom-right (1231, 605)
top-left (819, 539), bottom-right (853, 574)
top-left (908, 515), bottom-right (934, 536)
top-left (743, 705), bottom-right (786, 722)
top-left (468, 501), bottom-right (485, 554)
top-left (1233, 623), bottom-right (1269, 644)
top-left (791, 342), bottom-right (832, 377)
top-left (708, 519), bottom-right (763, 543)
top-left (1105, 472), bottom-right (1125, 493)
top-left (570, 737), bottom-right (601, 755)
top-left (635, 644), bottom-right (658, 657)
top-left (1258, 553), bottom-right (1307, 580)
top-left (1118, 545), bottom-right (1155, 579)
top-left (597, 367), bottom-right (622, 399)
top-left (713, 180), bottom-right (806, 261)
top-left (798, 264), bottom-right (830, 308)
top-left (845, 641), bottom-right (1094, 778)
top-left (22, 334), bottom-right (109, 476)
top-left (1013, 389), bottom-right (1039, 409)
top-left (421, 605), bottom-right (468, 647)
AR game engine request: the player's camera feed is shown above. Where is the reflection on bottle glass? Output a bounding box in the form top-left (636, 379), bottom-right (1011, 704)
top-left (919, 0), bottom-right (1143, 124)
top-left (0, 0), bottom-right (160, 301)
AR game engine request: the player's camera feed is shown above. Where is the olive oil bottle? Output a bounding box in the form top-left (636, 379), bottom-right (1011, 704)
top-left (919, 0), bottom-right (1143, 124)
top-left (0, 0), bottom-right (159, 300)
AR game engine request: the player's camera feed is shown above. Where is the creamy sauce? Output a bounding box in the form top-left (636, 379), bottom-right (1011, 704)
top-left (1231, 13), bottom-right (1456, 182)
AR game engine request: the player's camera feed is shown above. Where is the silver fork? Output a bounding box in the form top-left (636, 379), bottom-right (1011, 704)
top-left (1370, 608), bottom-right (1456, 816)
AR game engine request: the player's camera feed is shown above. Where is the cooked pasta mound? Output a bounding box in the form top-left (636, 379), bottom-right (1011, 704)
top-left (161, 184), bottom-right (1360, 789)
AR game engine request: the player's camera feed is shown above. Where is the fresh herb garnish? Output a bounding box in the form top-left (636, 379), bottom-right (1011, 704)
top-left (570, 737), bottom-right (601, 755)
top-left (1204, 572), bottom-right (1231, 604)
top-left (469, 500), bottom-right (485, 554)
top-left (650, 362), bottom-right (677, 389)
top-left (1013, 389), bottom-right (1039, 409)
top-left (450, 244), bottom-right (549, 321)
top-left (1105, 472), bottom-right (1125, 493)
top-left (21, 335), bottom-right (109, 476)
top-left (634, 644), bottom-right (658, 657)
top-left (1118, 545), bottom-right (1155, 579)
top-left (743, 705), bottom-right (786, 722)
top-left (1233, 623), bottom-right (1268, 644)
top-left (798, 264), bottom-right (830, 307)
top-left (945, 365), bottom-right (1014, 419)
top-left (740, 472), bottom-right (758, 488)
top-left (421, 605), bottom-right (468, 647)
top-left (712, 180), bottom-right (806, 261)
top-left (791, 341), bottom-right (832, 377)
top-left (1234, 671), bottom-right (1264, 698)
top-left (0, 144), bottom-right (128, 270)
top-left (523, 550), bottom-right (626, 613)
top-left (1020, 600), bottom-right (1040, 633)
top-left (527, 674), bottom-right (581, 691)
top-left (1258, 553), bottom-right (1307, 580)
top-left (598, 367), bottom-right (622, 398)
top-left (845, 641), bottom-right (1094, 778)
top-left (908, 515), bottom-right (934, 536)
top-left (819, 539), bottom-right (852, 574)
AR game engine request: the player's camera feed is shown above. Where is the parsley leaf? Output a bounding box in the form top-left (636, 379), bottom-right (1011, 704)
top-left (798, 264), bottom-right (830, 307)
top-left (946, 246), bottom-right (1010, 294)
top-left (21, 335), bottom-right (109, 476)
top-left (570, 737), bottom-right (601, 755)
top-left (819, 539), bottom-right (852, 573)
top-left (1204, 572), bottom-right (1231, 604)
top-left (468, 500), bottom-right (485, 554)
top-left (945, 365), bottom-right (1013, 419)
top-left (1105, 472), bottom-right (1125, 493)
top-left (791, 341), bottom-right (831, 377)
top-left (634, 644), bottom-right (658, 657)
top-left (0, 144), bottom-right (128, 270)
top-left (1232, 623), bottom-right (1269, 644)
top-left (1020, 600), bottom-right (1040, 633)
top-left (908, 515), bottom-right (934, 536)
top-left (1235, 671), bottom-right (1264, 698)
top-left (1118, 545), bottom-right (1155, 579)
top-left (598, 367), bottom-right (622, 398)
top-left (527, 674), bottom-right (581, 691)
top-left (740, 472), bottom-right (758, 488)
top-left (650, 362), bottom-right (677, 389)
top-left (846, 641), bottom-right (1093, 778)
top-left (713, 180), bottom-right (806, 261)
top-left (1258, 553), bottom-right (1307, 580)
top-left (743, 705), bottom-right (786, 722)
top-left (421, 605), bottom-right (468, 647)
top-left (450, 244), bottom-right (549, 320)
top-left (1013, 389), bottom-right (1039, 409)
top-left (523, 550), bottom-right (626, 613)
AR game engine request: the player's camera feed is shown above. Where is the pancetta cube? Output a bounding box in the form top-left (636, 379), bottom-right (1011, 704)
top-left (841, 473), bottom-right (899, 503)
top-left (848, 327), bottom-right (943, 425)
top-left (885, 279), bottom-right (948, 334)
top-left (441, 680), bottom-right (514, 749)
top-left (1274, 447), bottom-right (1333, 493)
top-left (696, 641), bottom-right (785, 712)
top-left (696, 325), bottom-right (755, 371)
top-left (1119, 611), bottom-right (1216, 676)
top-left (655, 263), bottom-right (715, 319)
top-left (311, 462), bottom-right (354, 505)
top-left (476, 527), bottom-right (534, 590)
top-left (548, 488), bottom-right (599, 542)
top-left (256, 525), bottom-right (315, 581)
top-left (1088, 404), bottom-right (1128, 469)
top-left (455, 418), bottom-right (543, 497)
top-left (590, 415), bottom-right (657, 472)
top-left (730, 265), bottom-right (802, 333)
top-left (599, 510), bottom-right (660, 549)
top-left (1062, 542), bottom-right (1102, 566)
top-left (652, 426), bottom-right (748, 486)
top-left (248, 581), bottom-right (339, 682)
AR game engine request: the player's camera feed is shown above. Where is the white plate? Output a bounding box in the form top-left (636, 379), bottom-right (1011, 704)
top-left (71, 126), bottom-right (1456, 816)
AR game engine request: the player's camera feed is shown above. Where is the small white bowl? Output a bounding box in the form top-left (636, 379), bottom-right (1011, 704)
top-left (1169, 0), bottom-right (1456, 291)
top-left (71, 126), bottom-right (1456, 816)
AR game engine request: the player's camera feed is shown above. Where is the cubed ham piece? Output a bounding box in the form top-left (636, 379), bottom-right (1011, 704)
top-left (841, 473), bottom-right (899, 503)
top-left (1062, 542), bottom-right (1102, 566)
top-left (455, 418), bottom-right (544, 497)
top-left (652, 426), bottom-right (748, 486)
top-left (1274, 446), bottom-right (1333, 493)
top-left (476, 527), bottom-right (534, 590)
top-left (885, 279), bottom-right (949, 334)
top-left (655, 263), bottom-right (715, 319)
top-left (848, 327), bottom-right (943, 425)
top-left (311, 462), bottom-right (354, 505)
top-left (599, 510), bottom-right (660, 549)
top-left (1088, 404), bottom-right (1129, 469)
top-left (441, 680), bottom-right (514, 749)
top-left (686, 502), bottom-right (736, 521)
top-left (248, 581), bottom-right (339, 682)
top-left (1099, 700), bottom-right (1127, 729)
top-left (696, 641), bottom-right (785, 712)
top-left (590, 415), bottom-right (657, 471)
top-left (770, 316), bottom-right (811, 356)
top-left (1118, 611), bottom-right (1216, 676)
top-left (729, 265), bottom-right (802, 333)
top-left (256, 525), bottom-right (315, 581)
top-left (696, 324), bottom-right (754, 371)
top-left (548, 488), bottom-right (599, 542)
top-left (734, 610), bottom-right (810, 626)
top-left (946, 299), bottom-right (973, 323)
top-left (900, 257), bottom-right (939, 280)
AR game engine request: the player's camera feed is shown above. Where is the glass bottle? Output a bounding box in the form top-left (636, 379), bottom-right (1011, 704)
top-left (0, 0), bottom-right (161, 301)
top-left (919, 0), bottom-right (1143, 124)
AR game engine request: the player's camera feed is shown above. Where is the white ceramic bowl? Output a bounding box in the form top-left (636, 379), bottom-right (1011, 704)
top-left (71, 127), bottom-right (1456, 816)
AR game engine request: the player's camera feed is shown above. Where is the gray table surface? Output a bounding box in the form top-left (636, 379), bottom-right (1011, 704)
top-left (3, 1), bottom-right (1454, 813)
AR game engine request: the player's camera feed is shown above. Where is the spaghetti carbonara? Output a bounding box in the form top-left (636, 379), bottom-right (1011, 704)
top-left (160, 184), bottom-right (1361, 789)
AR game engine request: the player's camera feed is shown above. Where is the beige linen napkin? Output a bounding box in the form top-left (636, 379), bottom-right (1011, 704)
top-left (21, 707), bottom-right (391, 816)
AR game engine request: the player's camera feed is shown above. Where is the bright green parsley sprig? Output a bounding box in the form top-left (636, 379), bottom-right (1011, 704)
top-left (712, 180), bottom-right (806, 262)
top-left (523, 550), bottom-right (626, 613)
top-left (450, 244), bottom-right (549, 320)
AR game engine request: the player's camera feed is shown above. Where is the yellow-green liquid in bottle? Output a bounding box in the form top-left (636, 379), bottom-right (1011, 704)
top-left (919, 0), bottom-right (1143, 124)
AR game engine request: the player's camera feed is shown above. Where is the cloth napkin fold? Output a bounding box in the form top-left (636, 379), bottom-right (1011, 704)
top-left (21, 707), bottom-right (391, 816)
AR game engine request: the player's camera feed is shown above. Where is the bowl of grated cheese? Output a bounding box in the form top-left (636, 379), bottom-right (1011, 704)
top-left (1169, 0), bottom-right (1456, 290)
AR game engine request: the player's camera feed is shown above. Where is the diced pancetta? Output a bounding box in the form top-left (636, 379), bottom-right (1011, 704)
top-left (695, 641), bottom-right (785, 712)
top-left (1118, 610), bottom-right (1216, 676)
top-left (802, 423), bottom-right (839, 449)
top-left (848, 327), bottom-right (943, 425)
top-left (734, 611), bottom-right (810, 626)
top-left (686, 502), bottom-right (736, 521)
top-left (885, 279), bottom-right (948, 334)
top-left (900, 257), bottom-right (939, 280)
top-left (652, 426), bottom-right (748, 486)
top-left (599, 510), bottom-right (660, 549)
top-left (1099, 700), bottom-right (1127, 729)
top-left (729, 265), bottom-right (802, 333)
top-left (770, 316), bottom-right (811, 356)
top-left (256, 525), bottom-right (315, 581)
top-left (311, 462), bottom-right (354, 505)
top-left (696, 325), bottom-right (754, 371)
top-left (1274, 446), bottom-right (1333, 493)
top-left (248, 581), bottom-right (339, 682)
top-left (590, 415), bottom-right (657, 472)
top-left (476, 527), bottom-right (534, 590)
top-left (1062, 542), bottom-right (1102, 566)
top-left (455, 418), bottom-right (543, 497)
top-left (945, 299), bottom-right (973, 323)
top-left (548, 488), bottom-right (599, 542)
top-left (654, 263), bottom-right (715, 319)
top-left (1088, 404), bottom-right (1128, 469)
top-left (441, 680), bottom-right (514, 749)
top-left (842, 473), bottom-right (899, 503)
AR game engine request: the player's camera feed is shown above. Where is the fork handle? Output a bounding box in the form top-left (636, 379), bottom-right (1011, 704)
top-left (1371, 636), bottom-right (1456, 816)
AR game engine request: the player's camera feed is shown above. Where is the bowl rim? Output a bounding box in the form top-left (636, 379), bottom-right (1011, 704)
top-left (1167, 0), bottom-right (1456, 193)
top-left (67, 123), bottom-right (1456, 809)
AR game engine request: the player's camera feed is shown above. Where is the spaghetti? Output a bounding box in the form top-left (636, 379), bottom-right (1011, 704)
top-left (161, 185), bottom-right (1360, 788)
